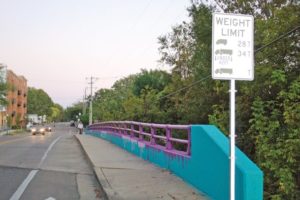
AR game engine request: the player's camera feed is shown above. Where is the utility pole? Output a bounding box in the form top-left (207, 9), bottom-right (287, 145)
top-left (86, 76), bottom-right (98, 125)
top-left (82, 87), bottom-right (88, 115)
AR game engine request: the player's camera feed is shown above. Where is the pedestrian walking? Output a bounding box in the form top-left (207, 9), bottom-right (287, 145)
top-left (78, 122), bottom-right (83, 134)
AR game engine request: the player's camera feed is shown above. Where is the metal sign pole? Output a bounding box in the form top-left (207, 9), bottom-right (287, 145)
top-left (230, 79), bottom-right (236, 200)
top-left (212, 13), bottom-right (253, 199)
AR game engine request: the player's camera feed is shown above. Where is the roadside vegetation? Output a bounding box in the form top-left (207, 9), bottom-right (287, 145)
top-left (27, 87), bottom-right (64, 123)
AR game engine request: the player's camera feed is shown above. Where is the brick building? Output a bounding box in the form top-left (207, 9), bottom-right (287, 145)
top-left (0, 68), bottom-right (27, 129)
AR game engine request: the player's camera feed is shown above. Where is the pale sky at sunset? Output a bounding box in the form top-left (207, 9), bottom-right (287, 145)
top-left (0, 0), bottom-right (191, 107)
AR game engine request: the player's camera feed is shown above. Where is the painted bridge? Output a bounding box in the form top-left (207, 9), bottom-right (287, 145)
top-left (86, 121), bottom-right (263, 200)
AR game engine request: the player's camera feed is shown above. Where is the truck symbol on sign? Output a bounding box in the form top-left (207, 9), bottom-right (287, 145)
top-left (215, 49), bottom-right (233, 55)
top-left (216, 39), bottom-right (227, 45)
top-left (215, 68), bottom-right (233, 74)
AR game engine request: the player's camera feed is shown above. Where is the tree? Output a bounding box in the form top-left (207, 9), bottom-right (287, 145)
top-left (132, 69), bottom-right (171, 96)
top-left (158, 22), bottom-right (195, 78)
top-left (49, 104), bottom-right (64, 122)
top-left (27, 87), bottom-right (54, 117)
top-left (0, 66), bottom-right (7, 107)
top-left (63, 103), bottom-right (82, 121)
top-left (93, 75), bottom-right (137, 122)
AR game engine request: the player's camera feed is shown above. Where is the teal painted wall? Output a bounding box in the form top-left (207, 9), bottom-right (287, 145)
top-left (86, 125), bottom-right (263, 200)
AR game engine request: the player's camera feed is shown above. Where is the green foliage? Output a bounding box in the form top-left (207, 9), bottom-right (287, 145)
top-left (48, 104), bottom-right (64, 122)
top-left (27, 87), bottom-right (54, 116)
top-left (0, 67), bottom-right (7, 107)
top-left (133, 69), bottom-right (171, 96)
top-left (27, 87), bottom-right (64, 123)
top-left (92, 70), bottom-right (171, 123)
top-left (63, 103), bottom-right (82, 121)
top-left (79, 114), bottom-right (89, 126)
top-left (208, 104), bottom-right (229, 135)
top-left (158, 21), bottom-right (195, 78)
top-left (249, 86), bottom-right (299, 199)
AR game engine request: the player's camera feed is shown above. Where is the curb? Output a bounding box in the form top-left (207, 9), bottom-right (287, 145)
top-left (74, 134), bottom-right (109, 200)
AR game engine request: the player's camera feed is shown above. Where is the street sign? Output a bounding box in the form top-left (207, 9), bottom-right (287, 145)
top-left (212, 13), bottom-right (254, 80)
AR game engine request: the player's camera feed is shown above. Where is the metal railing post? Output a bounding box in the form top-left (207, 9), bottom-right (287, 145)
top-left (187, 127), bottom-right (191, 155)
top-left (130, 124), bottom-right (134, 137)
top-left (139, 124), bottom-right (143, 141)
top-left (118, 123), bottom-right (121, 135)
top-left (166, 126), bottom-right (172, 150)
top-left (150, 125), bottom-right (155, 145)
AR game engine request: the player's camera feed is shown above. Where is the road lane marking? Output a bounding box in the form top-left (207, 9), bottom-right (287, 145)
top-left (9, 170), bottom-right (38, 200)
top-left (9, 136), bottom-right (63, 200)
top-left (45, 197), bottom-right (56, 200)
top-left (38, 136), bottom-right (63, 168)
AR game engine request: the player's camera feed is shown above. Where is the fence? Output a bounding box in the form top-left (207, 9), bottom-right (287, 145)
top-left (88, 121), bottom-right (191, 156)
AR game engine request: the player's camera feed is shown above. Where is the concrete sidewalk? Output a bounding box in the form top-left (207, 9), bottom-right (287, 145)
top-left (76, 134), bottom-right (207, 200)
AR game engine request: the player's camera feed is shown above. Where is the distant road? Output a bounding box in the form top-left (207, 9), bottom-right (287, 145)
top-left (0, 123), bottom-right (105, 200)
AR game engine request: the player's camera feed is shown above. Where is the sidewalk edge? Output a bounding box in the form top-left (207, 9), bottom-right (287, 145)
top-left (74, 134), bottom-right (111, 200)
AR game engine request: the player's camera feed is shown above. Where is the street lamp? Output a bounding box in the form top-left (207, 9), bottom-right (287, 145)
top-left (78, 113), bottom-right (81, 122)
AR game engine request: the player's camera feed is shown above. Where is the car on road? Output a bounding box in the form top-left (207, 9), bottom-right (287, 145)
top-left (31, 126), bottom-right (46, 135)
top-left (46, 126), bottom-right (52, 132)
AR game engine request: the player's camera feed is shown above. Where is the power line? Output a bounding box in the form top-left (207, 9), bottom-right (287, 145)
top-left (254, 25), bottom-right (300, 54)
top-left (104, 0), bottom-right (154, 68)
top-left (129, 0), bottom-right (153, 31)
top-left (158, 25), bottom-right (300, 100)
top-left (117, 0), bottom-right (177, 66)
top-left (103, 1), bottom-right (189, 81)
top-left (159, 75), bottom-right (210, 100)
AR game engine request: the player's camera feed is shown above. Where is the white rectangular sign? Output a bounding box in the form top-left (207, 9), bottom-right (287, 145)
top-left (212, 13), bottom-right (254, 80)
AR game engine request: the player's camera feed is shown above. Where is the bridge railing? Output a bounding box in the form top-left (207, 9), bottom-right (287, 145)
top-left (88, 121), bottom-right (191, 155)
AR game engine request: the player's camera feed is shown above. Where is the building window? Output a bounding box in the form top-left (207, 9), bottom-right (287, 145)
top-left (24, 93), bottom-right (27, 97)
top-left (11, 99), bottom-right (16, 104)
top-left (18, 90), bottom-right (22, 95)
top-left (23, 104), bottom-right (27, 108)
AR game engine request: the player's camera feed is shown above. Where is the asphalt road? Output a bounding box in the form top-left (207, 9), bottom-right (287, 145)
top-left (0, 123), bottom-right (105, 200)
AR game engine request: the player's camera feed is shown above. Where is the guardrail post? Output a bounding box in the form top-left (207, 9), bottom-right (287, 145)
top-left (150, 125), bottom-right (155, 145)
top-left (122, 123), bottom-right (125, 135)
top-left (116, 123), bottom-right (122, 135)
top-left (139, 124), bottom-right (143, 141)
top-left (110, 123), bottom-right (114, 133)
top-left (187, 127), bottom-right (191, 155)
top-left (166, 126), bottom-right (172, 150)
top-left (130, 124), bottom-right (134, 137)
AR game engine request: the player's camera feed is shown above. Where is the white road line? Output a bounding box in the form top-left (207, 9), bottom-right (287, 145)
top-left (45, 197), bottom-right (56, 200)
top-left (38, 136), bottom-right (62, 168)
top-left (9, 136), bottom-right (63, 200)
top-left (9, 170), bottom-right (38, 200)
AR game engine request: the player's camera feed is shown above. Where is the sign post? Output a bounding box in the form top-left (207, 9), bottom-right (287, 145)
top-left (212, 13), bottom-right (254, 200)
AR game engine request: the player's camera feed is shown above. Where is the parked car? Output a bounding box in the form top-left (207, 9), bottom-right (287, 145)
top-left (70, 120), bottom-right (75, 127)
top-left (26, 122), bottom-right (33, 131)
top-left (31, 126), bottom-right (46, 135)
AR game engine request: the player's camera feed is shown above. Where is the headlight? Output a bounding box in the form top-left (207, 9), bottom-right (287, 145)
top-left (31, 128), bottom-right (36, 132)
top-left (40, 128), bottom-right (45, 132)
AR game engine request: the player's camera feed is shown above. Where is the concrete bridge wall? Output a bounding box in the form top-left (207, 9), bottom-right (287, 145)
top-left (86, 125), bottom-right (263, 200)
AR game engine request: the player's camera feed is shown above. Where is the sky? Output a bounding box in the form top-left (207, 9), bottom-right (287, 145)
top-left (0, 0), bottom-right (192, 108)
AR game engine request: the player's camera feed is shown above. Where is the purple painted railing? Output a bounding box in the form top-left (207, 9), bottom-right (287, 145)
top-left (88, 121), bottom-right (191, 155)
